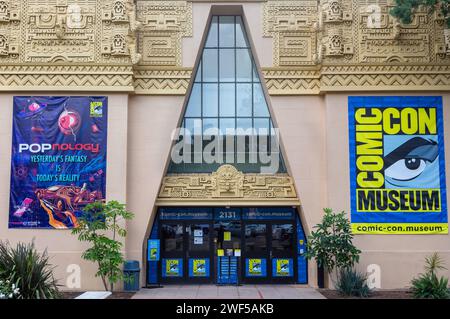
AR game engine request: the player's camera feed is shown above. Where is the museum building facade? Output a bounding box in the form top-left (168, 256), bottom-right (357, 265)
top-left (1, 0), bottom-right (450, 290)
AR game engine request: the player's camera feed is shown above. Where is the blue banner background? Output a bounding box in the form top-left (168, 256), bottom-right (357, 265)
top-left (9, 96), bottom-right (108, 229)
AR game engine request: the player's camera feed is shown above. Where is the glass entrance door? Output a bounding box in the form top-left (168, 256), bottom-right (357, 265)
top-left (160, 222), bottom-right (185, 283)
top-left (242, 222), bottom-right (296, 283)
top-left (186, 223), bottom-right (213, 283)
top-left (243, 222), bottom-right (269, 283)
top-left (160, 221), bottom-right (213, 283)
top-left (270, 223), bottom-right (296, 283)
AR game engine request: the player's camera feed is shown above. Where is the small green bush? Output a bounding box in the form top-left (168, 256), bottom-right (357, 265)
top-left (411, 253), bottom-right (450, 299)
top-left (0, 241), bottom-right (60, 299)
top-left (336, 268), bottom-right (371, 298)
top-left (305, 208), bottom-right (361, 281)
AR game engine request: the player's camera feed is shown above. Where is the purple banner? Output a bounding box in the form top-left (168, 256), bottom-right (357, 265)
top-left (9, 96), bottom-right (108, 229)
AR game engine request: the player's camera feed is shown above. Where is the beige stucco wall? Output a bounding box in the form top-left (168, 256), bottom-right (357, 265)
top-left (0, 93), bottom-right (128, 291)
top-left (125, 95), bottom-right (185, 286)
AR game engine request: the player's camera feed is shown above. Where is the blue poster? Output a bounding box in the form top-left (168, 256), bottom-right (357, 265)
top-left (147, 239), bottom-right (160, 261)
top-left (272, 258), bottom-right (293, 277)
top-left (9, 96), bottom-right (108, 229)
top-left (349, 96), bottom-right (447, 234)
top-left (188, 258), bottom-right (210, 277)
top-left (162, 258), bottom-right (183, 277)
top-left (245, 258), bottom-right (267, 277)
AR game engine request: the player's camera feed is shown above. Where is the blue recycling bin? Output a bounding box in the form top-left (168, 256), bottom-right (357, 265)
top-left (123, 260), bottom-right (140, 291)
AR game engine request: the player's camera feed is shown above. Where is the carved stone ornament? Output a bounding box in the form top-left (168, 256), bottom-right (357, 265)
top-left (157, 165), bottom-right (299, 205)
top-left (0, 0), bottom-right (450, 94)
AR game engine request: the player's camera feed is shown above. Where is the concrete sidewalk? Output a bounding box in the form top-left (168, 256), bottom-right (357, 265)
top-left (132, 285), bottom-right (325, 299)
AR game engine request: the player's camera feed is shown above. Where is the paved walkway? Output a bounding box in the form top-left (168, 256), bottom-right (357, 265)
top-left (132, 285), bottom-right (325, 299)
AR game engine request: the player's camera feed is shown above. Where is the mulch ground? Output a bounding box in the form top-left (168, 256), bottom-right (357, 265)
top-left (319, 289), bottom-right (413, 299)
top-left (60, 291), bottom-right (135, 299)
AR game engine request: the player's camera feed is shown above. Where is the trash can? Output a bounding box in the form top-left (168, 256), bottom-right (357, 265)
top-left (123, 260), bottom-right (140, 291)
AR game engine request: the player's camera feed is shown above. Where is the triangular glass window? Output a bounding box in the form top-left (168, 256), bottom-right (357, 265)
top-left (168, 15), bottom-right (286, 174)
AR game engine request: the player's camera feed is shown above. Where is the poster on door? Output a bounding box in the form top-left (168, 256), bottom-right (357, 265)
top-left (245, 258), bottom-right (267, 277)
top-left (189, 258), bottom-right (210, 277)
top-left (9, 96), bottom-right (108, 229)
top-left (272, 258), bottom-right (293, 277)
top-left (349, 96), bottom-right (447, 234)
top-left (163, 259), bottom-right (183, 277)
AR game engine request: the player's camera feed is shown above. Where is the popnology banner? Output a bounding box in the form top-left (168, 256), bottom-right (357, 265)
top-left (349, 96), bottom-right (447, 234)
top-left (9, 96), bottom-right (108, 229)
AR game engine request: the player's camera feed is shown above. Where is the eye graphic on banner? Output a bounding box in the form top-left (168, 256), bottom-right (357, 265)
top-left (9, 96), bottom-right (108, 229)
top-left (348, 96), bottom-right (447, 234)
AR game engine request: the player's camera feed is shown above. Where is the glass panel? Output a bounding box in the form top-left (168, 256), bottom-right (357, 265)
top-left (203, 83), bottom-right (218, 117)
top-left (185, 84), bottom-right (201, 117)
top-left (254, 118), bottom-right (269, 135)
top-left (220, 118), bottom-right (235, 135)
top-left (219, 16), bottom-right (235, 47)
top-left (214, 221), bottom-right (241, 251)
top-left (236, 16), bottom-right (249, 47)
top-left (202, 49), bottom-right (218, 82)
top-left (203, 118), bottom-right (218, 133)
top-left (168, 15), bottom-right (288, 174)
top-left (236, 83), bottom-right (252, 116)
top-left (272, 224), bottom-right (294, 252)
top-left (219, 49), bottom-right (235, 82)
top-left (245, 224), bottom-right (267, 252)
top-left (253, 83), bottom-right (269, 116)
top-left (162, 224), bottom-right (183, 252)
top-left (205, 16), bottom-right (218, 47)
top-left (189, 224), bottom-right (210, 251)
top-left (185, 118), bottom-right (201, 137)
top-left (236, 49), bottom-right (252, 82)
top-left (237, 118), bottom-right (252, 132)
top-left (219, 83), bottom-right (235, 117)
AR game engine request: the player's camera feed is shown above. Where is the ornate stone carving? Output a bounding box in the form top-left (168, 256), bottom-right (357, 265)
top-left (157, 165), bottom-right (298, 204)
top-left (0, 65), bottom-right (134, 91)
top-left (263, 1), bottom-right (319, 66)
top-left (0, 0), bottom-right (449, 94)
top-left (262, 68), bottom-right (321, 95)
top-left (0, 0), bottom-right (20, 23)
top-left (321, 65), bottom-right (450, 91)
top-left (358, 2), bottom-right (432, 63)
top-left (136, 1), bottom-right (192, 66)
top-left (101, 0), bottom-right (141, 64)
top-left (134, 68), bottom-right (192, 95)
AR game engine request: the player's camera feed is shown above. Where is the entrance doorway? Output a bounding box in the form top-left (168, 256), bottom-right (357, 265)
top-left (160, 221), bottom-right (213, 283)
top-left (243, 222), bottom-right (296, 283)
top-left (152, 207), bottom-right (306, 285)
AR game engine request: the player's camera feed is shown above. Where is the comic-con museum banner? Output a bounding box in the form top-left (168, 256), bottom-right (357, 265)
top-left (349, 96), bottom-right (447, 234)
top-left (9, 96), bottom-right (108, 229)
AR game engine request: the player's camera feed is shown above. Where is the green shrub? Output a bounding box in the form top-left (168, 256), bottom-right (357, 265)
top-left (411, 253), bottom-right (450, 299)
top-left (305, 208), bottom-right (361, 281)
top-left (0, 241), bottom-right (60, 299)
top-left (336, 268), bottom-right (371, 298)
top-left (72, 200), bottom-right (134, 291)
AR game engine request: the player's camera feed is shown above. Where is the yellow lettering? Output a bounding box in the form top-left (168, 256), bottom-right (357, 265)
top-left (383, 108), bottom-right (400, 134)
top-left (356, 133), bottom-right (383, 155)
top-left (355, 108), bottom-right (382, 124)
top-left (356, 155), bottom-right (384, 171)
top-left (418, 108), bottom-right (436, 134)
top-left (357, 172), bottom-right (384, 188)
top-left (401, 108), bottom-right (418, 135)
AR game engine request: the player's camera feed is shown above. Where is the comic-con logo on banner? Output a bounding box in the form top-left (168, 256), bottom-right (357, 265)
top-left (9, 96), bottom-right (108, 229)
top-left (349, 96), bottom-right (447, 234)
